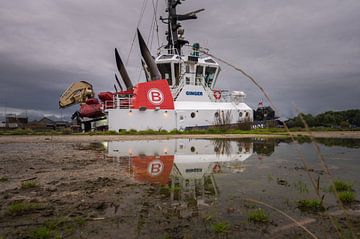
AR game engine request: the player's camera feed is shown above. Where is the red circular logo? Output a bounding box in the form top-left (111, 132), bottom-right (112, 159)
top-left (148, 160), bottom-right (164, 176)
top-left (147, 88), bottom-right (164, 105)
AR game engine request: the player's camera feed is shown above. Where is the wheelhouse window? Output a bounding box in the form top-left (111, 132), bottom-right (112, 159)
top-left (159, 55), bottom-right (174, 60)
top-left (196, 65), bottom-right (204, 78)
top-left (174, 63), bottom-right (180, 85)
top-left (205, 67), bottom-right (217, 87)
top-left (157, 63), bottom-right (172, 85)
top-left (195, 65), bottom-right (203, 85)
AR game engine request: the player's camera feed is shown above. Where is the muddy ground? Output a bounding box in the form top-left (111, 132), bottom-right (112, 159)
top-left (0, 137), bottom-right (359, 238)
top-left (0, 130), bottom-right (360, 144)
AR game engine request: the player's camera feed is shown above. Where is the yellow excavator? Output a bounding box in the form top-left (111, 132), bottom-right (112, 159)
top-left (59, 81), bottom-right (108, 131)
top-left (59, 81), bottom-right (95, 108)
top-left (58, 47), bottom-right (134, 131)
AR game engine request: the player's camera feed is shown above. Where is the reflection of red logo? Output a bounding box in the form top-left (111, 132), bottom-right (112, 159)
top-left (148, 160), bottom-right (164, 176)
top-left (213, 163), bottom-right (221, 173)
top-left (147, 88), bottom-right (164, 105)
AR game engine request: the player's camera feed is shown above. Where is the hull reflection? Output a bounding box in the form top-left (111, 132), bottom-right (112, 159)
top-left (107, 139), bottom-right (253, 185)
top-left (107, 139), bottom-right (253, 210)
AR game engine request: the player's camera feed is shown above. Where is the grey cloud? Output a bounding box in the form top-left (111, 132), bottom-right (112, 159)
top-left (0, 0), bottom-right (359, 119)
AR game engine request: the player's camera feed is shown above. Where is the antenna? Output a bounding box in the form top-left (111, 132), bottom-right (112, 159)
top-left (160, 0), bottom-right (204, 54)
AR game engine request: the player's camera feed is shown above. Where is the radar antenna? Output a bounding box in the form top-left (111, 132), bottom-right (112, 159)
top-left (160, 0), bottom-right (204, 55)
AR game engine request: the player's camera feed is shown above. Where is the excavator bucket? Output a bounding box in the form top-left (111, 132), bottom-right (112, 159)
top-left (59, 81), bottom-right (95, 108)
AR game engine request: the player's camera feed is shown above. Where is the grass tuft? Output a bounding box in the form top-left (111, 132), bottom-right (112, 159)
top-left (0, 176), bottom-right (8, 182)
top-left (21, 181), bottom-right (39, 189)
top-left (248, 208), bottom-right (269, 223)
top-left (7, 201), bottom-right (42, 216)
top-left (338, 191), bottom-right (356, 204)
top-left (211, 222), bottom-right (231, 234)
top-left (30, 226), bottom-right (59, 239)
top-left (330, 180), bottom-right (353, 192)
top-left (327, 179), bottom-right (356, 204)
top-left (29, 216), bottom-right (86, 239)
top-left (297, 199), bottom-right (325, 212)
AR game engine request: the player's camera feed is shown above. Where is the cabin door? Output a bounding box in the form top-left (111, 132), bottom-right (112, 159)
top-left (176, 111), bottom-right (186, 131)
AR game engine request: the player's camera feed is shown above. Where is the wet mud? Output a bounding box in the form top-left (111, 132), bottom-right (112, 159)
top-left (0, 139), bottom-right (359, 238)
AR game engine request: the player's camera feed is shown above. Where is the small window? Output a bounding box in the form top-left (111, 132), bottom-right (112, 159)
top-left (180, 116), bottom-right (184, 120)
top-left (239, 112), bottom-right (243, 117)
top-left (157, 63), bottom-right (172, 85)
top-left (174, 63), bottom-right (180, 85)
top-left (186, 65), bottom-right (190, 73)
top-left (205, 67), bottom-right (217, 87)
top-left (196, 65), bottom-right (203, 78)
top-left (188, 56), bottom-right (198, 62)
top-left (191, 146), bottom-right (195, 152)
top-left (186, 77), bottom-right (190, 85)
top-left (245, 112), bottom-right (249, 117)
top-left (215, 112), bottom-right (219, 118)
top-left (205, 58), bottom-right (216, 63)
top-left (159, 54), bottom-right (174, 60)
top-left (191, 112), bottom-right (196, 118)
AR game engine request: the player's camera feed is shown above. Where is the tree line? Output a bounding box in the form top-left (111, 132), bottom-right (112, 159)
top-left (286, 109), bottom-right (360, 128)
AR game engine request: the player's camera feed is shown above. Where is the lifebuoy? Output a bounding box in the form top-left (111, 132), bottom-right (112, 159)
top-left (213, 90), bottom-right (221, 100)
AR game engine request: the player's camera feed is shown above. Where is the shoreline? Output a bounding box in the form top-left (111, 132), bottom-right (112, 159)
top-left (0, 131), bottom-right (359, 143)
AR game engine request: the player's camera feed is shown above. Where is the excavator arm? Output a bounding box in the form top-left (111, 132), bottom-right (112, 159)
top-left (59, 81), bottom-right (95, 108)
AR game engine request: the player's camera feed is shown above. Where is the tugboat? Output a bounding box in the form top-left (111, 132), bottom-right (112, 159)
top-left (59, 0), bottom-right (253, 131)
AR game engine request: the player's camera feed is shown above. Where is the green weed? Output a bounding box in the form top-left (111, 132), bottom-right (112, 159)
top-left (7, 202), bottom-right (42, 216)
top-left (248, 208), bottom-right (269, 223)
top-left (211, 222), bottom-right (230, 234)
top-left (30, 226), bottom-right (60, 239)
top-left (0, 176), bottom-right (8, 182)
top-left (73, 216), bottom-right (86, 226)
top-left (297, 199), bottom-right (325, 212)
top-left (327, 179), bottom-right (356, 203)
top-left (31, 216), bottom-right (86, 239)
top-left (338, 191), bottom-right (355, 204)
top-left (21, 181), bottom-right (39, 189)
top-left (330, 180), bottom-right (353, 192)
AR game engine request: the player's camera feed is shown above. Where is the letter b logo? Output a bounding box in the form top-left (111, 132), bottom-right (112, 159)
top-left (147, 88), bottom-right (164, 105)
top-left (148, 160), bottom-right (164, 176)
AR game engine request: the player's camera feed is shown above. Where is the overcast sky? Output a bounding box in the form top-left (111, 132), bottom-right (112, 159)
top-left (0, 0), bottom-right (359, 119)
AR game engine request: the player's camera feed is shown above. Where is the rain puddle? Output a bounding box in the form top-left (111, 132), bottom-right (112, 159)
top-left (1, 138), bottom-right (359, 238)
top-left (101, 138), bottom-right (360, 237)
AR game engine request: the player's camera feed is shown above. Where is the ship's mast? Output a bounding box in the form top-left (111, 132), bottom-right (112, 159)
top-left (161, 0), bottom-right (204, 55)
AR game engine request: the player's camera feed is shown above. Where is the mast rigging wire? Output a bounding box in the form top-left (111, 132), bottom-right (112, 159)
top-left (126, 0), bottom-right (148, 66)
top-left (151, 0), bottom-right (160, 48)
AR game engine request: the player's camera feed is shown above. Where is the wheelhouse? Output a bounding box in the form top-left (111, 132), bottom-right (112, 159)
top-left (155, 53), bottom-right (220, 90)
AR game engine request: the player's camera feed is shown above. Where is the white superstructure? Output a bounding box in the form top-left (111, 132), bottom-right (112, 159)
top-left (105, 1), bottom-right (253, 131)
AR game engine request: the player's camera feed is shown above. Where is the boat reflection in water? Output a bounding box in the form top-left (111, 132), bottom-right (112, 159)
top-left (107, 139), bottom-right (253, 205)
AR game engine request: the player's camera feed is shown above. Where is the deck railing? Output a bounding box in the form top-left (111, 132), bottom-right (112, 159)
top-left (104, 94), bottom-right (133, 110)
